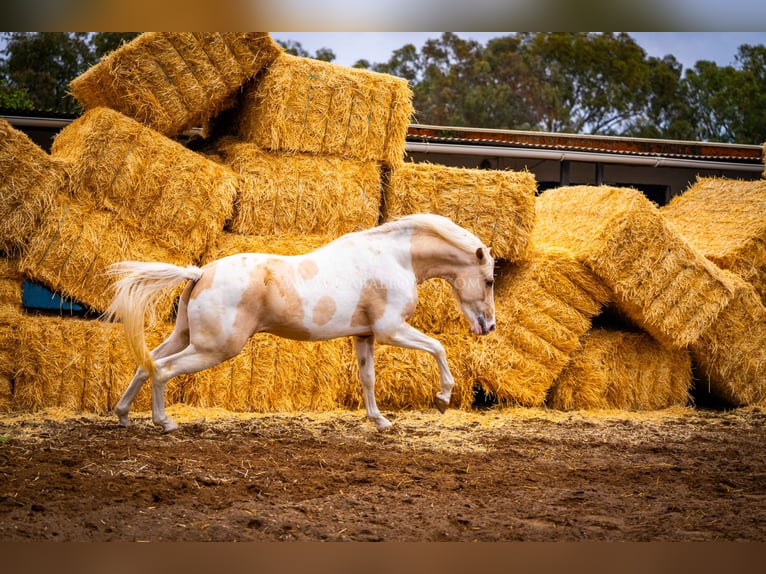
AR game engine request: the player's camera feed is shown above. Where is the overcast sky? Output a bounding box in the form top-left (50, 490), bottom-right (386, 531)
top-left (270, 32), bottom-right (766, 71)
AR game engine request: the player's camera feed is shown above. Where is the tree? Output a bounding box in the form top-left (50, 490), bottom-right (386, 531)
top-left (275, 39), bottom-right (336, 62)
top-left (625, 55), bottom-right (695, 140)
top-left (732, 44), bottom-right (766, 144)
top-left (517, 32), bottom-right (653, 134)
top-left (683, 60), bottom-right (741, 142)
top-left (0, 32), bottom-right (94, 113)
top-left (92, 32), bottom-right (140, 58)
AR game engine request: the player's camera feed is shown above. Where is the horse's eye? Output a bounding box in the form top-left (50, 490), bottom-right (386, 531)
top-left (485, 279), bottom-right (494, 288)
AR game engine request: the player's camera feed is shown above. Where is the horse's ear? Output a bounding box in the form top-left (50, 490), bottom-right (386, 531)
top-left (475, 247), bottom-right (484, 261)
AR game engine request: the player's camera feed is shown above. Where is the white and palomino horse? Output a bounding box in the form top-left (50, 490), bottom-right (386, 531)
top-left (106, 213), bottom-right (496, 432)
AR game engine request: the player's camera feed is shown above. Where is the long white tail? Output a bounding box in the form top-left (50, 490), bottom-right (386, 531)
top-left (105, 261), bottom-right (204, 373)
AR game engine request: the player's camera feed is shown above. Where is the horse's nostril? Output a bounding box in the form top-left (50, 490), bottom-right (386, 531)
top-left (489, 324), bottom-right (496, 332)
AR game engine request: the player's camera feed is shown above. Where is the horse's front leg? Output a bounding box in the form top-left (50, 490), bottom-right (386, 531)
top-left (353, 335), bottom-right (392, 431)
top-left (377, 324), bottom-right (455, 413)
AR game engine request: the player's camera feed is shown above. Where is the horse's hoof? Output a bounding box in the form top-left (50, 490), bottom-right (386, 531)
top-left (374, 418), bottom-right (393, 432)
top-left (116, 414), bottom-right (130, 428)
top-left (435, 396), bottom-right (450, 414)
top-left (162, 421), bottom-right (179, 433)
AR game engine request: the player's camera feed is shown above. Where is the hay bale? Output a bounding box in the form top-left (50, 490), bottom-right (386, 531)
top-left (52, 107), bottom-right (238, 261)
top-left (13, 315), bottom-right (117, 412)
top-left (234, 53), bottom-right (413, 167)
top-left (0, 319), bottom-right (16, 412)
top-left (384, 162), bottom-right (537, 262)
top-left (11, 314), bottom-right (178, 413)
top-left (474, 248), bottom-right (611, 406)
top-left (184, 335), bottom-right (352, 412)
top-left (0, 256), bottom-right (22, 310)
top-left (18, 197), bottom-right (188, 317)
top-left (0, 119), bottom-right (68, 256)
top-left (534, 185), bottom-right (737, 348)
top-left (547, 328), bottom-right (692, 411)
top-left (200, 232), bottom-right (331, 265)
top-left (69, 32), bottom-right (282, 136)
top-left (689, 272), bottom-right (766, 406)
top-left (661, 177), bottom-right (766, 305)
top-left (216, 139), bottom-right (382, 237)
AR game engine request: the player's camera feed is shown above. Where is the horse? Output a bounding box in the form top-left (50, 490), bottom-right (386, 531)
top-left (105, 213), bottom-right (496, 432)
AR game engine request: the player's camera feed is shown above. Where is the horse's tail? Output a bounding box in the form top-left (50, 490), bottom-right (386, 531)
top-left (105, 261), bottom-right (204, 374)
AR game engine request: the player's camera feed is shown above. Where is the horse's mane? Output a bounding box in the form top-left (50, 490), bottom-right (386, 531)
top-left (375, 213), bottom-right (486, 256)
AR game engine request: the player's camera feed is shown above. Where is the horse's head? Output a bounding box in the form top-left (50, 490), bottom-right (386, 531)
top-left (453, 246), bottom-right (496, 336)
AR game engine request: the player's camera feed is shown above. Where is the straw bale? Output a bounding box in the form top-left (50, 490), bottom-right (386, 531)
top-left (689, 272), bottom-right (766, 406)
top-left (471, 247), bottom-right (612, 406)
top-left (661, 177), bottom-right (766, 305)
top-left (547, 328), bottom-right (692, 411)
top-left (235, 53), bottom-right (413, 167)
top-left (0, 256), bottom-right (22, 310)
top-left (18, 197), bottom-right (189, 317)
top-left (0, 258), bottom-right (21, 411)
top-left (52, 107), bottom-right (238, 261)
top-left (0, 303), bottom-right (21, 412)
top-left (201, 232), bottom-right (331, 265)
top-left (0, 119), bottom-right (68, 256)
top-left (534, 185), bottom-right (738, 348)
top-left (10, 314), bottom-right (178, 413)
top-left (216, 140), bottom-right (382, 237)
top-left (13, 315), bottom-right (115, 412)
top-left (184, 335), bottom-right (352, 412)
top-left (69, 32), bottom-right (282, 136)
top-left (384, 162), bottom-right (537, 262)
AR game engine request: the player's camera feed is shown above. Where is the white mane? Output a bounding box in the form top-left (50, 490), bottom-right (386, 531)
top-left (377, 213), bottom-right (486, 256)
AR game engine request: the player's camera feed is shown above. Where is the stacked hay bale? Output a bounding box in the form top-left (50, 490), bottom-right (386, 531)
top-left (232, 53), bottom-right (413, 167)
top-left (0, 119), bottom-right (68, 256)
top-left (661, 177), bottom-right (766, 305)
top-left (69, 32), bottom-right (282, 137)
top-left (486, 248), bottom-right (612, 406)
top-left (547, 328), bottom-right (692, 411)
top-left (0, 258), bottom-right (23, 412)
top-left (14, 107), bottom-right (239, 318)
top-left (214, 138), bottom-right (381, 237)
top-left (535, 185), bottom-right (764, 408)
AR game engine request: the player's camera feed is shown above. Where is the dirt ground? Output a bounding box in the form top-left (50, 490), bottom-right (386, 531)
top-left (1, 404), bottom-right (765, 541)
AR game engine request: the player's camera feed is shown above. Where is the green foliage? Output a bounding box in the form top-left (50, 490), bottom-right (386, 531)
top-left (0, 32), bottom-right (93, 113)
top-left (275, 39), bottom-right (335, 62)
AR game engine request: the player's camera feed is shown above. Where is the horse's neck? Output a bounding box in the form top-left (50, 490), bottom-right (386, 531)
top-left (407, 231), bottom-right (469, 284)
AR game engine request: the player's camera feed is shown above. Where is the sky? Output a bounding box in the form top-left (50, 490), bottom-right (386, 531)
top-left (270, 32), bottom-right (766, 71)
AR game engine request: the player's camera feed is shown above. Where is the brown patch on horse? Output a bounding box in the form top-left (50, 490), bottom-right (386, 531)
top-left (409, 230), bottom-right (459, 283)
top-left (312, 295), bottom-right (336, 326)
top-left (234, 258), bottom-right (311, 342)
top-left (350, 279), bottom-right (388, 327)
top-left (298, 258), bottom-right (319, 280)
top-left (189, 262), bottom-right (218, 300)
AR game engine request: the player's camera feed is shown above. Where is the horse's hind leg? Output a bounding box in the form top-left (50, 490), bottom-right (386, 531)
top-left (114, 325), bottom-right (189, 427)
top-left (354, 336), bottom-right (392, 431)
top-left (115, 284), bottom-right (192, 428)
top-left (150, 345), bottom-right (228, 432)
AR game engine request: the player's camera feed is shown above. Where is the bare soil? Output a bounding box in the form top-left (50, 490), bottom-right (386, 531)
top-left (1, 405), bottom-right (765, 541)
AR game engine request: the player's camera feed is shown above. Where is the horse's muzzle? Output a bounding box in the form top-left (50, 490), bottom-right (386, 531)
top-left (476, 314), bottom-right (496, 335)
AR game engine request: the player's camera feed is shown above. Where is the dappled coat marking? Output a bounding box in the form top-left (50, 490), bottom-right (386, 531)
top-left (106, 214), bottom-right (497, 432)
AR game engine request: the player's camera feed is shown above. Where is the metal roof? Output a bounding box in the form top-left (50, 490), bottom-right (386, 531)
top-left (407, 124), bottom-right (764, 165)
